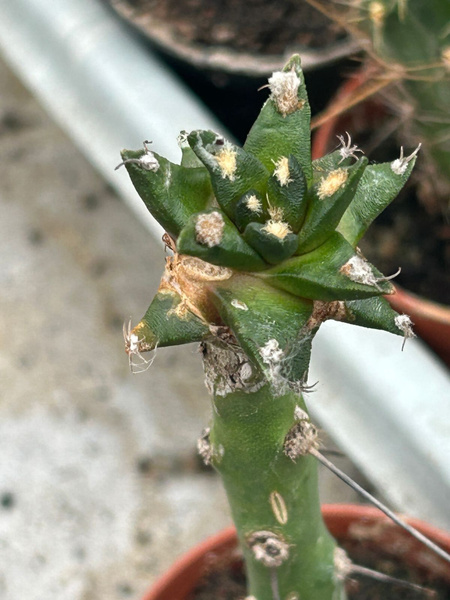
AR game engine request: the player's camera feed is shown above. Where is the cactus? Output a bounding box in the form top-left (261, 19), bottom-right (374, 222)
top-left (119, 55), bottom-right (418, 600)
top-left (309, 0), bottom-right (450, 202)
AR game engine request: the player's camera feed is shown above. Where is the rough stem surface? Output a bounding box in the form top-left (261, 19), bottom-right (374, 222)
top-left (203, 339), bottom-right (345, 600)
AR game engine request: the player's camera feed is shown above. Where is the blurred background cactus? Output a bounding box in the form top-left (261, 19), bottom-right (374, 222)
top-left (308, 0), bottom-right (450, 204)
top-left (119, 55), bottom-right (421, 599)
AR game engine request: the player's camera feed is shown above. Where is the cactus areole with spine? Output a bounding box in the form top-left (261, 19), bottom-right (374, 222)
top-left (119, 56), bottom-right (417, 600)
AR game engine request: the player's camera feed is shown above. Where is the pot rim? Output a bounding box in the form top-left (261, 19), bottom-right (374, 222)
top-left (390, 286), bottom-right (450, 324)
top-left (108, 0), bottom-right (359, 76)
top-left (142, 503), bottom-right (450, 600)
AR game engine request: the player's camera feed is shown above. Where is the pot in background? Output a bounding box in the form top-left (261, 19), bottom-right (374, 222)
top-left (142, 504), bottom-right (450, 600)
top-left (107, 0), bottom-right (358, 78)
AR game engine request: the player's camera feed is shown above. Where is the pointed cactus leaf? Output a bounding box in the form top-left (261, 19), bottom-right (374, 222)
top-left (211, 274), bottom-right (314, 388)
top-left (177, 209), bottom-right (267, 271)
top-left (312, 150), bottom-right (344, 179)
top-left (296, 157), bottom-right (368, 254)
top-left (267, 154), bottom-right (308, 232)
top-left (119, 53), bottom-right (420, 375)
top-left (244, 55), bottom-right (312, 182)
top-left (187, 130), bottom-right (269, 220)
top-left (129, 291), bottom-right (209, 352)
top-left (120, 148), bottom-right (213, 237)
top-left (244, 222), bottom-right (298, 265)
top-left (234, 190), bottom-right (269, 231)
top-left (344, 296), bottom-right (415, 339)
top-left (337, 154), bottom-right (418, 246)
top-left (260, 232), bottom-right (395, 301)
top-left (178, 130), bottom-right (206, 168)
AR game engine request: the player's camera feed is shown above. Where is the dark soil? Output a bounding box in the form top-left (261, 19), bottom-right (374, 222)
top-left (189, 540), bottom-right (450, 600)
top-left (114, 0), bottom-right (345, 54)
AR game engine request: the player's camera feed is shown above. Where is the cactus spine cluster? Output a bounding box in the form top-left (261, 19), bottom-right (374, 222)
top-left (120, 55), bottom-right (416, 600)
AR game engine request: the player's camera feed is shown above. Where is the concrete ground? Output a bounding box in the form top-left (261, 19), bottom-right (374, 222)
top-left (0, 55), bottom-right (362, 600)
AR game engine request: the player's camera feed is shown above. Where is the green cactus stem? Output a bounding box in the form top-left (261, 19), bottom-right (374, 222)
top-left (205, 363), bottom-right (342, 600)
top-left (119, 54), bottom-right (416, 599)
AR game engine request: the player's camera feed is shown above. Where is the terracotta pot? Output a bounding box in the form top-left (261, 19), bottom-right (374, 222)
top-left (142, 504), bottom-right (450, 600)
top-left (312, 74), bottom-right (450, 367)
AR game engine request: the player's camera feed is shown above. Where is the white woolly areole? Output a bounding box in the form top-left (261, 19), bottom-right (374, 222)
top-left (341, 255), bottom-right (378, 287)
top-left (395, 314), bottom-right (415, 338)
top-left (318, 168), bottom-right (348, 199)
top-left (334, 547), bottom-right (353, 581)
top-left (139, 152), bottom-right (160, 171)
top-left (273, 156), bottom-right (293, 186)
top-left (391, 144), bottom-right (421, 175)
top-left (263, 219), bottom-right (292, 240)
top-left (123, 320), bottom-right (157, 374)
top-left (248, 531), bottom-right (290, 568)
top-left (216, 144), bottom-right (237, 180)
top-left (268, 70), bottom-right (301, 116)
top-left (294, 406), bottom-right (309, 421)
top-left (128, 333), bottom-right (140, 353)
top-left (195, 211), bottom-right (225, 247)
top-left (116, 140), bottom-right (160, 173)
top-left (259, 339), bottom-right (288, 395)
top-left (245, 194), bottom-right (262, 214)
top-left (260, 339), bottom-right (284, 364)
top-left (231, 299), bottom-right (249, 311)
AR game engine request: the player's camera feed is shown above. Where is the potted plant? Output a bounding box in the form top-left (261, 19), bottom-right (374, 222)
top-left (306, 0), bottom-right (450, 364)
top-left (141, 507), bottom-right (450, 600)
top-left (117, 55), bottom-right (450, 599)
top-left (107, 0), bottom-right (357, 77)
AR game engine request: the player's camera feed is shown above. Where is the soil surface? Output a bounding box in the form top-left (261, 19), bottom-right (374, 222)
top-left (113, 0), bottom-right (345, 53)
top-left (189, 541), bottom-right (450, 600)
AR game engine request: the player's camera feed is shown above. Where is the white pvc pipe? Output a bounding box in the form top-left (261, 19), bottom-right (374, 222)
top-left (310, 322), bottom-right (450, 529)
top-left (0, 0), bottom-right (228, 239)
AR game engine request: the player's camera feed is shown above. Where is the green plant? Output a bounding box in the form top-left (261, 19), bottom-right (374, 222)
top-left (118, 55), bottom-right (422, 600)
top-left (308, 0), bottom-right (450, 203)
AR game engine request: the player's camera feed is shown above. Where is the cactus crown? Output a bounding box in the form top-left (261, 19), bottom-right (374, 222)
top-left (120, 54), bottom-right (415, 386)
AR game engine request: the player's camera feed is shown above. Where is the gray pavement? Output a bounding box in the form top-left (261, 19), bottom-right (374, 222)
top-left (0, 56), bottom-right (360, 600)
